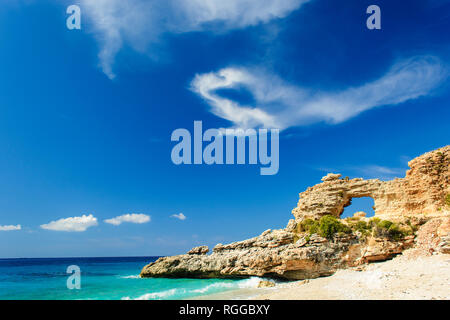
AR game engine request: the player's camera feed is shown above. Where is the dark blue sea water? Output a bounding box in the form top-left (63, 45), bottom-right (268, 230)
top-left (0, 257), bottom-right (260, 300)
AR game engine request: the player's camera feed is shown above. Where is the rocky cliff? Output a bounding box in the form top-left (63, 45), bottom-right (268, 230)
top-left (292, 147), bottom-right (449, 221)
top-left (141, 146), bottom-right (450, 280)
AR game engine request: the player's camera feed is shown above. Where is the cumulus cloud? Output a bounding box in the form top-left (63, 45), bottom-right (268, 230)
top-left (81, 0), bottom-right (309, 78)
top-left (104, 213), bottom-right (151, 226)
top-left (171, 213), bottom-right (187, 220)
top-left (191, 56), bottom-right (447, 130)
top-left (0, 224), bottom-right (21, 231)
top-left (40, 214), bottom-right (98, 232)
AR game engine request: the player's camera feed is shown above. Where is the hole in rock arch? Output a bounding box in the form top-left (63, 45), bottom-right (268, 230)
top-left (340, 197), bottom-right (375, 219)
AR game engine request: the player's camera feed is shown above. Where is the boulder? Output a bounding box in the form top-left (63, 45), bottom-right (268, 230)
top-left (187, 246), bottom-right (209, 255)
top-left (257, 280), bottom-right (275, 288)
top-left (321, 173), bottom-right (342, 182)
top-left (353, 211), bottom-right (367, 218)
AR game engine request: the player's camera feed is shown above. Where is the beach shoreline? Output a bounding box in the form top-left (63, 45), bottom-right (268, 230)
top-left (190, 251), bottom-right (449, 300)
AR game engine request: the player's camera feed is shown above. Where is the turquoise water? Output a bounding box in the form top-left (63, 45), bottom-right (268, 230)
top-left (0, 257), bottom-right (260, 300)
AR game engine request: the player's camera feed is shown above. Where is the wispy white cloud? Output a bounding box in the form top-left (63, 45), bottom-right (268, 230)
top-left (349, 165), bottom-right (406, 180)
top-left (175, 0), bottom-right (309, 29)
top-left (171, 213), bottom-right (187, 220)
top-left (104, 213), bottom-right (151, 226)
top-left (0, 224), bottom-right (21, 231)
top-left (191, 56), bottom-right (447, 130)
top-left (81, 0), bottom-right (309, 78)
top-left (40, 214), bottom-right (98, 232)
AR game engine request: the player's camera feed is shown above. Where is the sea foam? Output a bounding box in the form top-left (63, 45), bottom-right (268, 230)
top-left (122, 277), bottom-right (265, 300)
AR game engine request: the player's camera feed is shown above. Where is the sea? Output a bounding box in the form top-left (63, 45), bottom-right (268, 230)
top-left (0, 256), bottom-right (262, 300)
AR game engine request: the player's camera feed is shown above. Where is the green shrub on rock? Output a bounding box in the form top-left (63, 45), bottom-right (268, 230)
top-left (369, 218), bottom-right (381, 228)
top-left (352, 220), bottom-right (372, 236)
top-left (371, 218), bottom-right (408, 240)
top-left (378, 220), bottom-right (393, 230)
top-left (298, 215), bottom-right (411, 242)
top-left (299, 215), bottom-right (351, 240)
top-left (406, 219), bottom-right (418, 233)
top-left (318, 215), bottom-right (352, 239)
top-left (299, 219), bottom-right (319, 234)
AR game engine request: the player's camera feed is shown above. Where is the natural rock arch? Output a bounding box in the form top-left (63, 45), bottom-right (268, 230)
top-left (340, 196), bottom-right (375, 219)
top-left (141, 146), bottom-right (449, 280)
top-left (291, 146), bottom-right (450, 222)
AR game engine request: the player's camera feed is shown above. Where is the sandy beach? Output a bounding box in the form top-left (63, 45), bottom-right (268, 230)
top-left (193, 251), bottom-right (449, 300)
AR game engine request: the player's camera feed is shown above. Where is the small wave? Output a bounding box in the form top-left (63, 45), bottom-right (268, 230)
top-left (236, 277), bottom-right (265, 288)
top-left (120, 275), bottom-right (140, 279)
top-left (122, 288), bottom-right (182, 300)
top-left (191, 277), bottom-right (262, 294)
top-left (121, 277), bottom-right (265, 300)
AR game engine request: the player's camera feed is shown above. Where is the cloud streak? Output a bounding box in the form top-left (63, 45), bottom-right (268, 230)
top-left (40, 214), bottom-right (98, 232)
top-left (104, 213), bottom-right (151, 226)
top-left (0, 224), bottom-right (21, 231)
top-left (191, 56), bottom-right (447, 130)
top-left (81, 0), bottom-right (309, 78)
top-left (171, 213), bottom-right (187, 221)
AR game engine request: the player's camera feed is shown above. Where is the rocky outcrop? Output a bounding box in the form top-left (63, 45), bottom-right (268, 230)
top-left (141, 146), bottom-right (450, 280)
top-left (187, 246), bottom-right (209, 255)
top-left (411, 216), bottom-right (450, 255)
top-left (142, 231), bottom-right (348, 279)
top-left (292, 146), bottom-right (450, 222)
top-left (141, 228), bottom-right (414, 280)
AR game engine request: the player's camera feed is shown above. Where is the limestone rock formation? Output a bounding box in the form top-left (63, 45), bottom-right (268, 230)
top-left (141, 146), bottom-right (450, 280)
top-left (142, 230), bottom-right (362, 279)
top-left (187, 246), bottom-right (209, 255)
top-left (292, 145), bottom-right (449, 222)
top-left (321, 173), bottom-right (342, 182)
top-left (353, 211), bottom-right (367, 218)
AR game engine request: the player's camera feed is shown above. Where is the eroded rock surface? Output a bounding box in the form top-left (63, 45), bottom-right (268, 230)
top-left (141, 146), bottom-right (450, 280)
top-left (292, 146), bottom-right (449, 221)
top-left (187, 246), bottom-right (209, 255)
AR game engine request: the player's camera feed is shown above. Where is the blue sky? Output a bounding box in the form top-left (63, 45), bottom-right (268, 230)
top-left (0, 0), bottom-right (449, 258)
